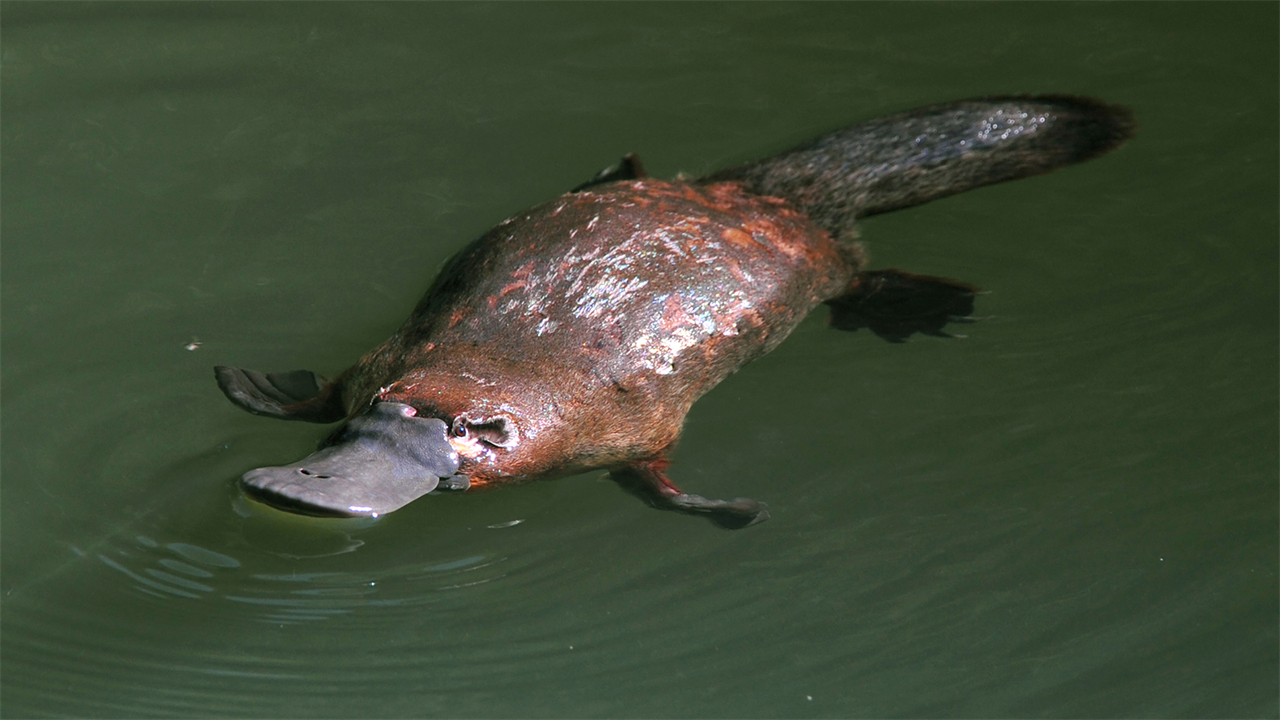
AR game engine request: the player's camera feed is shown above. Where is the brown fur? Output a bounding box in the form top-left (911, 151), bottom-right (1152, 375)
top-left (218, 96), bottom-right (1133, 527)
top-left (337, 179), bottom-right (860, 489)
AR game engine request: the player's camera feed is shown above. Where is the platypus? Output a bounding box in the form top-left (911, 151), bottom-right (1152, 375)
top-left (216, 95), bottom-right (1133, 529)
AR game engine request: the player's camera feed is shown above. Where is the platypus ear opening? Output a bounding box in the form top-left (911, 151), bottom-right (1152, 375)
top-left (455, 414), bottom-right (519, 448)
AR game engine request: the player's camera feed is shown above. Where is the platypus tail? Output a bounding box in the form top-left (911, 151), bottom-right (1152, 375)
top-left (701, 95), bottom-right (1134, 240)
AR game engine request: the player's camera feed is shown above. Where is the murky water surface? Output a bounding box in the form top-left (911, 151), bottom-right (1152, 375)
top-left (3, 3), bottom-right (1276, 717)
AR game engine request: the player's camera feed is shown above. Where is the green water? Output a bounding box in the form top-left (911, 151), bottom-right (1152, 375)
top-left (2, 3), bottom-right (1276, 717)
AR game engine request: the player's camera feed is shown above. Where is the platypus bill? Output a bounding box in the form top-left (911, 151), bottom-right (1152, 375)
top-left (216, 95), bottom-right (1134, 529)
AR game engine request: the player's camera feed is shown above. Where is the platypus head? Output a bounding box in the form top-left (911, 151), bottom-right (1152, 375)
top-left (368, 362), bottom-right (556, 487)
top-left (238, 401), bottom-right (465, 518)
top-left (216, 362), bottom-right (558, 518)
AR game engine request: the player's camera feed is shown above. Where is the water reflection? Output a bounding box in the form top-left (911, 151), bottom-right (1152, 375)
top-left (97, 535), bottom-right (241, 600)
top-left (232, 494), bottom-right (370, 560)
top-left (93, 504), bottom-right (510, 625)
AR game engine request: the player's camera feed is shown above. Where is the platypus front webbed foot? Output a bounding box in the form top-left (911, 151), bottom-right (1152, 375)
top-left (610, 459), bottom-right (770, 530)
top-left (214, 366), bottom-right (347, 423)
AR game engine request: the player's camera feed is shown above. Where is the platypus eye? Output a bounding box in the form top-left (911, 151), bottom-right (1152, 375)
top-left (450, 419), bottom-right (468, 438)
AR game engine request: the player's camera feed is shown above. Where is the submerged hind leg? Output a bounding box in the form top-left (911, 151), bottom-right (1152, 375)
top-left (825, 269), bottom-right (980, 343)
top-left (610, 457), bottom-right (770, 530)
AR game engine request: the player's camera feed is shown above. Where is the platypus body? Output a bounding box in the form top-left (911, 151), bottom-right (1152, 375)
top-left (217, 96), bottom-right (1133, 528)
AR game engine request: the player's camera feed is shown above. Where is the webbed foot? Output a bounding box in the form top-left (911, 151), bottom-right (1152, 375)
top-left (825, 269), bottom-right (980, 342)
top-left (610, 459), bottom-right (769, 529)
top-left (214, 366), bottom-right (346, 423)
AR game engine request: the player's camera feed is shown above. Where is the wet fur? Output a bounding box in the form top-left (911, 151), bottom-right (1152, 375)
top-left (217, 95), bottom-right (1133, 528)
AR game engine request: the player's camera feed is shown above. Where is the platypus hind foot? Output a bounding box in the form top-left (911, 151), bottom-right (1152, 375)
top-left (825, 269), bottom-right (980, 343)
top-left (610, 460), bottom-right (770, 530)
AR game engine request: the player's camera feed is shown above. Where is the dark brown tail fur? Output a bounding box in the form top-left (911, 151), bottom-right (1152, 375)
top-left (701, 95), bottom-right (1135, 240)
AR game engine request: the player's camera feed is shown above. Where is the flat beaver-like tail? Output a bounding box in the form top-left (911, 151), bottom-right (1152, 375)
top-left (701, 95), bottom-right (1134, 240)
